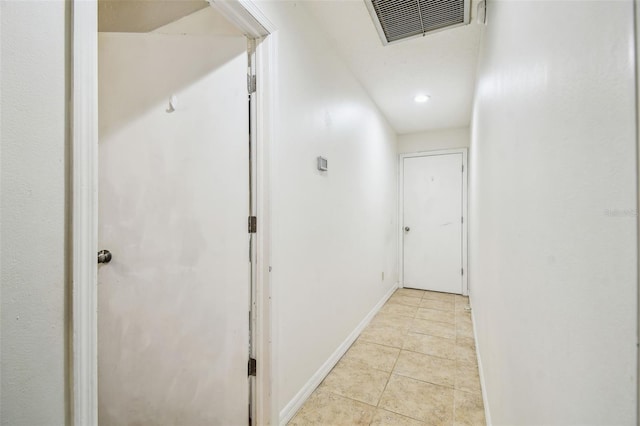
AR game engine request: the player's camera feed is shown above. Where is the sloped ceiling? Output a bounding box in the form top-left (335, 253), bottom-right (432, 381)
top-left (99, 0), bottom-right (208, 32)
top-left (304, 0), bottom-right (483, 134)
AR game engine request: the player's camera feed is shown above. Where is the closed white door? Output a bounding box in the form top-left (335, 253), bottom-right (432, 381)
top-left (97, 33), bottom-right (249, 425)
top-left (403, 153), bottom-right (463, 294)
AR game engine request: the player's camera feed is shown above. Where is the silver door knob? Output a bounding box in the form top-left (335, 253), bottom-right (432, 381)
top-left (404, 226), bottom-right (410, 232)
top-left (98, 249), bottom-right (112, 264)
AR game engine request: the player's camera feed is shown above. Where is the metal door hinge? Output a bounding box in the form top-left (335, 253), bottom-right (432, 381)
top-left (462, 164), bottom-right (464, 172)
top-left (248, 358), bottom-right (257, 376)
top-left (461, 217), bottom-right (464, 224)
top-left (247, 75), bottom-right (256, 94)
top-left (461, 268), bottom-right (464, 275)
top-left (248, 216), bottom-right (257, 233)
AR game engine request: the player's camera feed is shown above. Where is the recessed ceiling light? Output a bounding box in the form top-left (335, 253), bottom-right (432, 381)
top-left (414, 94), bottom-right (430, 103)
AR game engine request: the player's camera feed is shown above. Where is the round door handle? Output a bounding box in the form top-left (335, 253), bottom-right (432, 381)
top-left (404, 226), bottom-right (410, 232)
top-left (98, 249), bottom-right (112, 264)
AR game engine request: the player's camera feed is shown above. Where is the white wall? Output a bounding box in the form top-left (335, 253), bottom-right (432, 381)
top-left (254, 1), bottom-right (399, 421)
top-left (0, 1), bottom-right (68, 425)
top-left (469, 1), bottom-right (637, 424)
top-left (398, 126), bottom-right (469, 153)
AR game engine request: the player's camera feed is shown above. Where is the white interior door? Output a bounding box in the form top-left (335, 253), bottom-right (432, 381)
top-left (97, 33), bottom-right (249, 425)
top-left (403, 153), bottom-right (463, 294)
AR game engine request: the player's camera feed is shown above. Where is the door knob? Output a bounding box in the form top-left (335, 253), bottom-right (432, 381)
top-left (404, 226), bottom-right (410, 232)
top-left (98, 249), bottom-right (112, 264)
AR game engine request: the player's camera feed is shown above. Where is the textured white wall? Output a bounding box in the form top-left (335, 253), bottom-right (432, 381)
top-left (254, 1), bottom-right (399, 420)
top-left (469, 1), bottom-right (637, 424)
top-left (0, 1), bottom-right (68, 425)
top-left (398, 126), bottom-right (469, 153)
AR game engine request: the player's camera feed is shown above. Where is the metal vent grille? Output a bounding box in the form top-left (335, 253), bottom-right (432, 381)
top-left (366, 0), bottom-right (469, 44)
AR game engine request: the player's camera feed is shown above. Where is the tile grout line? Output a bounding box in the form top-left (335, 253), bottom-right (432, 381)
top-left (312, 289), bottom-right (401, 423)
top-left (454, 296), bottom-right (460, 423)
top-left (384, 291), bottom-right (479, 423)
top-left (390, 367), bottom-right (483, 396)
top-left (368, 293), bottom-right (429, 425)
top-left (447, 293), bottom-right (463, 424)
top-left (370, 290), bottom-right (416, 425)
top-left (290, 290), bottom-right (483, 425)
top-left (397, 346), bottom-right (458, 362)
top-left (412, 317), bottom-right (457, 327)
top-left (322, 290), bottom-right (423, 424)
top-left (372, 296), bottom-right (412, 409)
top-left (389, 299), bottom-right (456, 310)
top-left (404, 329), bottom-right (456, 340)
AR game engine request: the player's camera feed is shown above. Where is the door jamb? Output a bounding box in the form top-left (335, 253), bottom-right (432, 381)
top-left (70, 2), bottom-right (277, 424)
top-left (633, 0), bottom-right (639, 420)
top-left (70, 1), bottom-right (98, 424)
top-left (253, 31), bottom-right (278, 426)
top-left (398, 148), bottom-right (469, 296)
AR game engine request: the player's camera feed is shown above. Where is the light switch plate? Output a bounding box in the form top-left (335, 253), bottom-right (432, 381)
top-left (317, 156), bottom-right (328, 171)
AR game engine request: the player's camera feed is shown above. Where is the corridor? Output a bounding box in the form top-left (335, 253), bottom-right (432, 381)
top-left (289, 289), bottom-right (486, 425)
top-left (3, 0), bottom-right (637, 424)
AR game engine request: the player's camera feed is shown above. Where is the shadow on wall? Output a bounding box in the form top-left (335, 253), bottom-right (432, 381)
top-left (98, 32), bottom-right (246, 140)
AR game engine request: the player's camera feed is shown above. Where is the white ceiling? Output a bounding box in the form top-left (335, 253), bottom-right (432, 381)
top-left (99, 0), bottom-right (482, 135)
top-left (303, 0), bottom-right (483, 134)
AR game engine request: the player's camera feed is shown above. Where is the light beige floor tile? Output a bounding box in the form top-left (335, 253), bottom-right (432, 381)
top-left (380, 303), bottom-right (419, 318)
top-left (321, 359), bottom-right (390, 405)
top-left (416, 308), bottom-right (455, 324)
top-left (342, 341), bottom-right (401, 372)
top-left (396, 288), bottom-right (425, 299)
top-left (410, 318), bottom-right (456, 339)
top-left (454, 390), bottom-right (486, 426)
top-left (456, 320), bottom-right (474, 339)
top-left (422, 291), bottom-right (456, 303)
top-left (455, 361), bottom-right (482, 394)
top-left (403, 332), bottom-right (456, 360)
top-left (420, 298), bottom-right (454, 312)
top-left (455, 297), bottom-right (470, 312)
top-left (288, 388), bottom-right (375, 426)
top-left (379, 375), bottom-right (454, 425)
top-left (455, 310), bottom-right (472, 324)
top-left (394, 350), bottom-right (456, 388)
top-left (456, 336), bottom-right (475, 351)
top-left (389, 294), bottom-right (422, 307)
top-left (454, 343), bottom-right (477, 365)
top-left (370, 313), bottom-right (413, 332)
top-left (371, 408), bottom-right (426, 426)
top-left (292, 289), bottom-right (486, 426)
top-left (360, 324), bottom-right (407, 348)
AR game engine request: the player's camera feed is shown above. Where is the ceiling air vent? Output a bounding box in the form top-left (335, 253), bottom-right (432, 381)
top-left (365, 0), bottom-right (471, 45)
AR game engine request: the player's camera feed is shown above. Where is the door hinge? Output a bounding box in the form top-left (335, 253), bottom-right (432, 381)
top-left (461, 268), bottom-right (464, 275)
top-left (461, 216), bottom-right (464, 224)
top-left (248, 216), bottom-right (257, 233)
top-left (247, 75), bottom-right (256, 94)
top-left (462, 164), bottom-right (464, 172)
top-left (248, 357), bottom-right (257, 376)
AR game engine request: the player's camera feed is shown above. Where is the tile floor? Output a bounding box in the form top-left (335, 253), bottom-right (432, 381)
top-left (288, 288), bottom-right (486, 426)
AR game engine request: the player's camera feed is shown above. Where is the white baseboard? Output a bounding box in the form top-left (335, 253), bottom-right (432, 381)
top-left (278, 282), bottom-right (399, 425)
top-left (469, 296), bottom-right (492, 426)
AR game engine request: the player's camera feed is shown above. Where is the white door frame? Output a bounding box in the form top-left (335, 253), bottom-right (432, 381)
top-left (70, 2), bottom-right (277, 424)
top-left (398, 149), bottom-right (469, 296)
